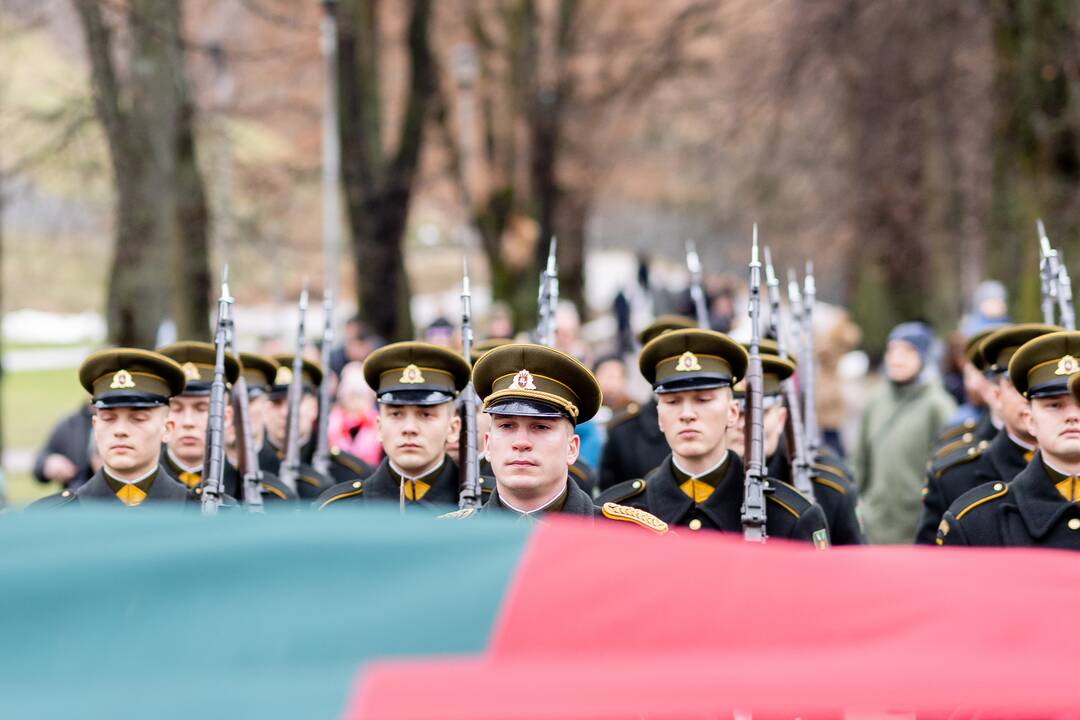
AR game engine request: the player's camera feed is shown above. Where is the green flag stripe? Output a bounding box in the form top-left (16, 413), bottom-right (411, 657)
top-left (0, 506), bottom-right (530, 719)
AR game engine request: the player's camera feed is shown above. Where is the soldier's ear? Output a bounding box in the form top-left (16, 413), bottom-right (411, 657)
top-left (447, 413), bottom-right (461, 439)
top-left (162, 409), bottom-right (175, 443)
top-left (566, 427), bottom-right (580, 465)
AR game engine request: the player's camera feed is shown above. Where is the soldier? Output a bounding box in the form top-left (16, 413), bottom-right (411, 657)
top-left (598, 314), bottom-right (697, 492)
top-left (938, 330), bottom-right (1080, 548)
top-left (261, 355), bottom-right (372, 499)
top-left (157, 342), bottom-right (241, 498)
top-left (597, 328), bottom-right (828, 540)
top-left (928, 327), bottom-right (1004, 460)
top-left (226, 352), bottom-right (279, 466)
top-left (727, 340), bottom-right (865, 545)
top-left (315, 342), bottom-right (471, 510)
top-left (29, 349), bottom-right (192, 508)
top-left (914, 324), bottom-right (1057, 544)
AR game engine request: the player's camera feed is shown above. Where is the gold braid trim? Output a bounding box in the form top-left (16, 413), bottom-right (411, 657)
top-left (601, 502), bottom-right (668, 534)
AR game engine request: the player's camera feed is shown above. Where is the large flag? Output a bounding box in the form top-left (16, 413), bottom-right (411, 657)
top-left (4, 506), bottom-right (1078, 719)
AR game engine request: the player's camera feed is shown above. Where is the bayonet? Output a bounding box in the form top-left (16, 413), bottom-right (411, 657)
top-left (686, 239), bottom-right (710, 329)
top-left (741, 224), bottom-right (768, 542)
top-left (278, 281), bottom-right (309, 495)
top-left (458, 257), bottom-right (482, 509)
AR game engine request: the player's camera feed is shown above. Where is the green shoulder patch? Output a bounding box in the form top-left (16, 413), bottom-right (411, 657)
top-left (812, 528), bottom-right (830, 550)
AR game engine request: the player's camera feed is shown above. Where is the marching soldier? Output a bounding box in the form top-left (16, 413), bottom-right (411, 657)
top-left (727, 340), bottom-right (864, 544)
top-left (598, 314), bottom-right (697, 492)
top-left (938, 330), bottom-right (1080, 548)
top-left (261, 355), bottom-right (372, 499)
top-left (157, 342), bottom-right (242, 499)
top-left (914, 324), bottom-right (1057, 544)
top-left (315, 342), bottom-right (471, 510)
top-left (927, 327), bottom-right (1004, 461)
top-left (441, 342), bottom-right (665, 532)
top-left (598, 328), bottom-right (828, 540)
top-left (29, 349), bottom-right (192, 508)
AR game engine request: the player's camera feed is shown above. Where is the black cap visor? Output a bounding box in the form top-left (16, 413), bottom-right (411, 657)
top-left (93, 391), bottom-right (170, 409)
top-left (654, 373), bottom-right (732, 395)
top-left (484, 397), bottom-right (573, 422)
top-left (1028, 379), bottom-right (1070, 399)
top-left (378, 389), bottom-right (455, 406)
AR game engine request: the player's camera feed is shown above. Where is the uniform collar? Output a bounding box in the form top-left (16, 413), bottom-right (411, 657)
top-left (646, 453), bottom-right (745, 528)
top-left (165, 448), bottom-right (201, 474)
top-left (1012, 454), bottom-right (1080, 539)
top-left (389, 456), bottom-right (446, 484)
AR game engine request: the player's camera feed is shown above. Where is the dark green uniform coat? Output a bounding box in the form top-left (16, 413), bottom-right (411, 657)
top-left (938, 453), bottom-right (1080, 549)
top-left (598, 453), bottom-right (829, 542)
top-left (28, 467), bottom-right (191, 508)
top-left (259, 436), bottom-right (371, 500)
top-left (482, 477), bottom-right (598, 518)
top-left (598, 400), bottom-right (669, 492)
top-left (315, 456), bottom-right (460, 510)
top-left (767, 447), bottom-right (865, 545)
top-left (914, 431), bottom-right (1031, 545)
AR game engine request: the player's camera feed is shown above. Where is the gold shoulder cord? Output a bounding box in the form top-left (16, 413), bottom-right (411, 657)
top-left (601, 502), bottom-right (669, 534)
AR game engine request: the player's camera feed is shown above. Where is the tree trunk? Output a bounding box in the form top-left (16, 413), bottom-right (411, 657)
top-left (338, 0), bottom-right (434, 341)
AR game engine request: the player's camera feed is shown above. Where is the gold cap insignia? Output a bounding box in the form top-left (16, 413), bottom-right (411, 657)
top-left (181, 362), bottom-right (200, 381)
top-left (110, 369), bottom-right (136, 390)
top-left (274, 366), bottom-right (293, 385)
top-left (513, 369), bottom-right (537, 390)
top-left (399, 363), bottom-right (425, 384)
top-left (1055, 355), bottom-right (1079, 375)
top-left (675, 351), bottom-right (702, 372)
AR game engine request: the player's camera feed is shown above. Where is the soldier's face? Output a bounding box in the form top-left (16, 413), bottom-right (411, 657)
top-left (266, 393), bottom-right (318, 446)
top-left (168, 395), bottom-right (210, 467)
top-left (227, 395), bottom-right (265, 452)
top-left (378, 402), bottom-right (459, 475)
top-left (92, 406), bottom-right (173, 480)
top-left (992, 376), bottom-right (1033, 442)
top-left (726, 400), bottom-right (786, 459)
top-left (656, 387), bottom-right (739, 467)
top-left (1027, 394), bottom-right (1080, 464)
top-left (484, 415), bottom-right (579, 501)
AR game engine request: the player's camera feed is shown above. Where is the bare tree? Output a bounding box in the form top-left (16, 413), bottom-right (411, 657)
top-left (73, 0), bottom-right (210, 347)
top-left (336, 0), bottom-right (435, 341)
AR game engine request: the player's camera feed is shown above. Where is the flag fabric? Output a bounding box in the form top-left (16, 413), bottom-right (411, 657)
top-left (5, 507), bottom-right (1080, 720)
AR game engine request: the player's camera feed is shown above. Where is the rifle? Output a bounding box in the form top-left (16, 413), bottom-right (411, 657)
top-left (457, 257), bottom-right (482, 509)
top-left (740, 224), bottom-right (768, 543)
top-left (278, 283), bottom-right (309, 495)
top-left (1038, 219), bottom-right (1059, 326)
top-left (685, 239), bottom-right (710, 329)
top-left (536, 236), bottom-right (559, 346)
top-left (1040, 220), bottom-right (1075, 330)
top-left (224, 289), bottom-right (265, 513)
top-left (787, 268), bottom-right (804, 355)
top-left (802, 261), bottom-right (820, 455)
top-left (201, 266), bottom-right (233, 515)
top-left (312, 289), bottom-right (334, 476)
top-left (764, 248), bottom-right (814, 499)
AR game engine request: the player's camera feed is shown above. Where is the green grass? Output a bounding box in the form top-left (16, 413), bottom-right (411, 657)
top-left (2, 366), bottom-right (85, 449)
top-left (2, 367), bottom-right (86, 506)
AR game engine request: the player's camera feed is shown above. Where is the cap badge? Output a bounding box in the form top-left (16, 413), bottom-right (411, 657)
top-left (274, 366), bottom-right (293, 385)
top-left (110, 369), bottom-right (136, 390)
top-left (1055, 355), bottom-right (1079, 376)
top-left (399, 364), bottom-right (426, 384)
top-left (513, 369), bottom-right (537, 390)
top-left (181, 362), bottom-right (200, 381)
top-left (675, 351), bottom-right (702, 372)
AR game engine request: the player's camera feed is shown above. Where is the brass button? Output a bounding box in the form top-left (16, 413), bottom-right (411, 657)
top-left (632, 480), bottom-right (642, 490)
top-left (352, 481), bottom-right (362, 489)
top-left (688, 518), bottom-right (702, 531)
top-left (1068, 518), bottom-right (1080, 531)
top-left (993, 483), bottom-right (1004, 492)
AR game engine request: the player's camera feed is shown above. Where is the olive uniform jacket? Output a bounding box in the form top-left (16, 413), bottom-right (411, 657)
top-left (938, 452), bottom-right (1080, 549)
top-left (28, 466), bottom-right (191, 508)
top-left (482, 477), bottom-right (598, 518)
top-left (914, 430), bottom-right (1031, 545)
top-left (598, 453), bottom-right (829, 542)
top-left (315, 456), bottom-right (461, 511)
